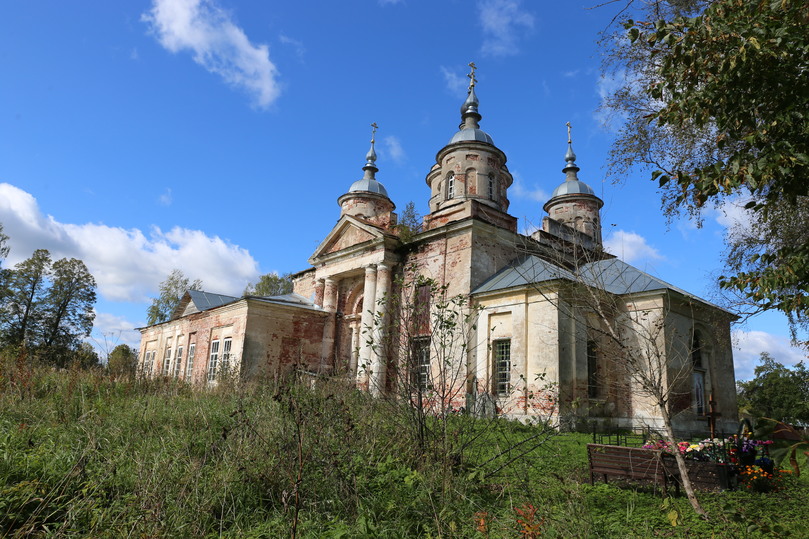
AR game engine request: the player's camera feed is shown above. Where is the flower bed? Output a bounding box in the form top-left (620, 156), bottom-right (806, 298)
top-left (642, 435), bottom-right (787, 491)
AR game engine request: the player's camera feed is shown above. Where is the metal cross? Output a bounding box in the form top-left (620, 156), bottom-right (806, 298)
top-left (370, 122), bottom-right (378, 143)
top-left (467, 62), bottom-right (477, 88)
top-left (566, 121), bottom-right (572, 144)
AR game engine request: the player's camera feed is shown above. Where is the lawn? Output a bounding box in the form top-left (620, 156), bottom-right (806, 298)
top-left (1, 363), bottom-right (807, 537)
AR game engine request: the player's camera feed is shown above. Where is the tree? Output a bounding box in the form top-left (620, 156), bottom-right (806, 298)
top-left (0, 249), bottom-right (52, 348)
top-left (147, 269), bottom-right (202, 325)
top-left (72, 341), bottom-right (101, 369)
top-left (395, 201), bottom-right (423, 243)
top-left (603, 0), bottom-right (809, 340)
top-left (0, 222), bottom-right (9, 267)
top-left (39, 258), bottom-right (96, 363)
top-left (0, 223), bottom-right (11, 305)
top-left (737, 353), bottom-right (809, 425)
top-left (244, 272), bottom-right (293, 297)
top-left (107, 344), bottom-right (139, 376)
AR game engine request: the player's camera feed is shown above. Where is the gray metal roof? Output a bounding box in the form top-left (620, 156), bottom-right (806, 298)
top-left (448, 127), bottom-right (494, 145)
top-left (473, 255), bottom-right (705, 304)
top-left (187, 290), bottom-right (239, 311)
top-left (348, 177), bottom-right (389, 197)
top-left (551, 179), bottom-right (596, 197)
top-left (250, 292), bottom-right (324, 311)
top-left (577, 258), bottom-right (696, 298)
top-left (473, 255), bottom-right (575, 294)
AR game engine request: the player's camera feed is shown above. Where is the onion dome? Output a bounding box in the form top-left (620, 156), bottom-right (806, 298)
top-left (348, 122), bottom-right (389, 196)
top-left (548, 124), bottom-right (598, 199)
top-left (448, 62), bottom-right (494, 145)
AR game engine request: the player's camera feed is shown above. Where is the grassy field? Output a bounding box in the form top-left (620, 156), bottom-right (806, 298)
top-left (1, 362), bottom-right (807, 538)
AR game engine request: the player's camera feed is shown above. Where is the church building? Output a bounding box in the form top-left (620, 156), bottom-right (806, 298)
top-left (138, 68), bottom-right (738, 434)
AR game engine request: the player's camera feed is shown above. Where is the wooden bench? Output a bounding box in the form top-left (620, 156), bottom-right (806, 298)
top-left (587, 443), bottom-right (677, 495)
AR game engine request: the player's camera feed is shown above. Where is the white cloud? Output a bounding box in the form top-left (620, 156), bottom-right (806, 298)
top-left (477, 0), bottom-right (534, 57)
top-left (595, 70), bottom-right (628, 129)
top-left (510, 174), bottom-right (549, 203)
top-left (142, 0), bottom-right (280, 109)
top-left (89, 312), bottom-right (144, 354)
top-left (712, 198), bottom-right (754, 241)
top-left (0, 182), bottom-right (260, 303)
top-left (732, 329), bottom-right (807, 381)
top-left (158, 187), bottom-right (173, 206)
top-left (603, 230), bottom-right (664, 265)
top-left (440, 65), bottom-right (467, 97)
top-left (279, 33), bottom-right (305, 60)
top-left (382, 136), bottom-right (406, 164)
top-left (378, 0), bottom-right (404, 5)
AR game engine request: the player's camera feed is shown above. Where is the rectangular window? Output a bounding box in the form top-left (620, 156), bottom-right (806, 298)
top-left (413, 284), bottom-right (431, 334)
top-left (410, 337), bottom-right (431, 391)
top-left (185, 343), bottom-right (196, 382)
top-left (488, 175), bottom-right (495, 200)
top-left (693, 371), bottom-right (706, 415)
top-left (143, 350), bottom-right (155, 374)
top-left (174, 345), bottom-right (183, 378)
top-left (587, 340), bottom-right (599, 398)
top-left (207, 340), bottom-right (220, 382)
top-left (493, 339), bottom-right (511, 397)
top-left (220, 337), bottom-right (232, 376)
top-left (162, 339), bottom-right (173, 376)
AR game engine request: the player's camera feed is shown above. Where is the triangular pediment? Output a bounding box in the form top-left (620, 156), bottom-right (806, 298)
top-left (310, 215), bottom-right (386, 262)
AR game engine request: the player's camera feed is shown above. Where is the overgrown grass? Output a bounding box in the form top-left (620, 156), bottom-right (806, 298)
top-left (0, 360), bottom-right (807, 537)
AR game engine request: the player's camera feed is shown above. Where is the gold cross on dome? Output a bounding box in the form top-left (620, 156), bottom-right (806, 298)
top-left (370, 122), bottom-right (378, 143)
top-left (566, 121), bottom-right (572, 144)
top-left (467, 62), bottom-right (477, 88)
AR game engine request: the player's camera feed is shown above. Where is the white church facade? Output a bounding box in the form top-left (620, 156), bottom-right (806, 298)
top-left (138, 71), bottom-right (739, 435)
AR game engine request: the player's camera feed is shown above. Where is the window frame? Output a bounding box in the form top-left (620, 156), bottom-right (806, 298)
top-left (220, 337), bottom-right (233, 376)
top-left (174, 345), bottom-right (184, 378)
top-left (446, 172), bottom-right (455, 200)
top-left (207, 339), bottom-right (220, 382)
top-left (410, 336), bottom-right (432, 392)
top-left (493, 339), bottom-right (511, 397)
top-left (185, 342), bottom-right (196, 382)
top-left (587, 340), bottom-right (600, 399)
top-left (161, 339), bottom-right (173, 377)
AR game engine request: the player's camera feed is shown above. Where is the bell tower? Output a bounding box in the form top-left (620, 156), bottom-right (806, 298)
top-left (542, 123), bottom-right (603, 245)
top-left (423, 63), bottom-right (516, 232)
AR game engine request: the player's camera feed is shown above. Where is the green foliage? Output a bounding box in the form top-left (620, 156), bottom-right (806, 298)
top-left (244, 271), bottom-right (293, 297)
top-left (0, 363), bottom-right (807, 537)
top-left (39, 257), bottom-right (96, 364)
top-left (146, 269), bottom-right (202, 325)
top-left (1, 249), bottom-right (51, 347)
top-left (617, 0), bottom-right (809, 332)
top-left (395, 201), bottom-right (423, 243)
top-left (107, 344), bottom-right (138, 376)
top-left (0, 248), bottom-right (97, 365)
top-left (737, 352), bottom-right (809, 424)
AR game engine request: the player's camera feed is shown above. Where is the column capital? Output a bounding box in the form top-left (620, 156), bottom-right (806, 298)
top-left (365, 264), bottom-right (377, 274)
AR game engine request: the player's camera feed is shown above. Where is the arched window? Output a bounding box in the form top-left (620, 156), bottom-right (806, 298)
top-left (691, 330), bottom-right (706, 415)
top-left (488, 173), bottom-right (496, 200)
top-left (446, 172), bottom-right (455, 200)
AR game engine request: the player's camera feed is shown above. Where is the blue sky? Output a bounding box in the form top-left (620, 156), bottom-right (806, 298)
top-left (0, 0), bottom-right (804, 379)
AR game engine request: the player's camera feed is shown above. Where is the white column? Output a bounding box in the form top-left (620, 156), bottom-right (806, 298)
top-left (320, 277), bottom-right (338, 373)
top-left (357, 265), bottom-right (377, 390)
top-left (349, 322), bottom-right (360, 375)
top-left (370, 264), bottom-right (391, 395)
